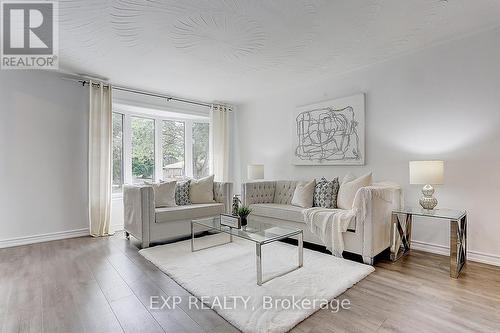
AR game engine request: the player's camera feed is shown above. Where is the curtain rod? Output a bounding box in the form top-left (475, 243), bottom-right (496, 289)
top-left (67, 78), bottom-right (212, 108)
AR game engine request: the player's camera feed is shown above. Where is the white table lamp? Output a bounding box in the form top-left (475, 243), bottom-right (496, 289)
top-left (409, 161), bottom-right (444, 210)
top-left (247, 164), bottom-right (264, 180)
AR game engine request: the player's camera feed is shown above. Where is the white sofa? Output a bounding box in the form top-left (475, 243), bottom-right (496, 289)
top-left (123, 182), bottom-right (232, 248)
top-left (242, 180), bottom-right (401, 264)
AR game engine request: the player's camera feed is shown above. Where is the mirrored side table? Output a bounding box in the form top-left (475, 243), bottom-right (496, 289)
top-left (391, 207), bottom-right (467, 278)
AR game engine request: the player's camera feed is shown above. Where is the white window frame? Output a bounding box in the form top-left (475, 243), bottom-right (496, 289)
top-left (112, 107), bottom-right (209, 197)
top-left (111, 112), bottom-right (125, 194)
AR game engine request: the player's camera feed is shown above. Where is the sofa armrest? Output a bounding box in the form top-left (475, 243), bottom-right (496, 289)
top-left (214, 182), bottom-right (233, 213)
top-left (241, 181), bottom-right (276, 205)
top-left (123, 184), bottom-right (154, 248)
top-left (352, 184), bottom-right (402, 261)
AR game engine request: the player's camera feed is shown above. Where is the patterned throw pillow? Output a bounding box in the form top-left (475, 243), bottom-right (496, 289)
top-left (175, 179), bottom-right (191, 205)
top-left (313, 177), bottom-right (340, 209)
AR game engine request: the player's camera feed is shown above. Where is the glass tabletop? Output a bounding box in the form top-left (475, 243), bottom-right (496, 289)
top-left (192, 216), bottom-right (302, 245)
top-left (393, 207), bottom-right (466, 220)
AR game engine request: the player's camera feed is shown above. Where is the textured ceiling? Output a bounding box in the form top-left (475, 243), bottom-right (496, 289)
top-left (58, 0), bottom-right (500, 103)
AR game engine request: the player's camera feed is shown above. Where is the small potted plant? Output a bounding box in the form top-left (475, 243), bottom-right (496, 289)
top-left (237, 206), bottom-right (252, 227)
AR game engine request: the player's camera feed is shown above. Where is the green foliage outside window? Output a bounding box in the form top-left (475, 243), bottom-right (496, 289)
top-left (113, 115), bottom-right (210, 185)
top-left (193, 123), bottom-right (209, 178)
top-left (112, 113), bottom-right (123, 191)
top-left (162, 121), bottom-right (185, 166)
top-left (132, 117), bottom-right (155, 181)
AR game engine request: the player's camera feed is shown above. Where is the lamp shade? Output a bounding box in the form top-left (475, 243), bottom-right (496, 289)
top-left (247, 164), bottom-right (264, 180)
top-left (409, 161), bottom-right (444, 185)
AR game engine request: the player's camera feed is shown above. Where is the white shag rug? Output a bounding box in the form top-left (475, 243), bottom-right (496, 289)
top-left (139, 234), bottom-right (374, 333)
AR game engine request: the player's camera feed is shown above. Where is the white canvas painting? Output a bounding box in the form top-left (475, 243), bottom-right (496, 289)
top-left (292, 93), bottom-right (365, 165)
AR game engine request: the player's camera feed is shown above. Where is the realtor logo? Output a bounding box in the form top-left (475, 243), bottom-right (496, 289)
top-left (1, 1), bottom-right (58, 69)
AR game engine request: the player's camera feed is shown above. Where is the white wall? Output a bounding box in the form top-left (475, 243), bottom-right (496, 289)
top-left (0, 71), bottom-right (89, 246)
top-left (234, 27), bottom-right (500, 265)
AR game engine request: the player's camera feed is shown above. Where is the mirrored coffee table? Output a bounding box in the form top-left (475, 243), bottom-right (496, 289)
top-left (191, 217), bottom-right (303, 286)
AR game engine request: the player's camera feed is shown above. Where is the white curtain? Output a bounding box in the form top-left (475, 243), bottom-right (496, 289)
top-left (88, 80), bottom-right (113, 237)
top-left (210, 103), bottom-right (231, 182)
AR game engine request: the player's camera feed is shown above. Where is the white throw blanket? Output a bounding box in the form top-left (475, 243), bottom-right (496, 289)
top-left (304, 183), bottom-right (402, 257)
top-left (303, 208), bottom-right (355, 256)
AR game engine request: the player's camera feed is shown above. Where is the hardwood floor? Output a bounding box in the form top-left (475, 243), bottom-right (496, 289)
top-left (1, 233), bottom-right (499, 333)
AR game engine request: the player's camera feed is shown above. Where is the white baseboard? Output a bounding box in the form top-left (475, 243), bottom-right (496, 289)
top-left (110, 224), bottom-right (124, 233)
top-left (411, 240), bottom-right (500, 267)
top-left (0, 228), bottom-right (89, 249)
top-left (468, 251), bottom-right (500, 267)
top-left (411, 240), bottom-right (449, 256)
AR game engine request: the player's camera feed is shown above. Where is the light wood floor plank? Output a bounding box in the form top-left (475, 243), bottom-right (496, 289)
top-left (38, 237), bottom-right (124, 333)
top-left (107, 235), bottom-right (234, 332)
top-left (76, 241), bottom-right (163, 333)
top-left (2, 244), bottom-right (43, 333)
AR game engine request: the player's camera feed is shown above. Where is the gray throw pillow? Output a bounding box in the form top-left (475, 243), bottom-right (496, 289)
top-left (291, 179), bottom-right (316, 208)
top-left (175, 179), bottom-right (191, 205)
top-left (313, 177), bottom-right (340, 209)
top-left (190, 175), bottom-right (215, 204)
top-left (331, 177), bottom-right (340, 208)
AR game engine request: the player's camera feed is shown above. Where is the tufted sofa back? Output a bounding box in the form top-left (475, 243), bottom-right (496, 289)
top-left (273, 181), bottom-right (298, 204)
top-left (241, 181), bottom-right (276, 205)
top-left (241, 180), bottom-right (299, 205)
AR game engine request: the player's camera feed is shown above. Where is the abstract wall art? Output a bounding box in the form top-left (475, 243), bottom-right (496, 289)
top-left (292, 94), bottom-right (365, 165)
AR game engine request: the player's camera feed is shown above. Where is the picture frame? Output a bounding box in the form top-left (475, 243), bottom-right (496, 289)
top-left (292, 93), bottom-right (365, 165)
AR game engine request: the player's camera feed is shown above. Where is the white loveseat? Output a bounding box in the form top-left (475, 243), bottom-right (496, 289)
top-left (123, 182), bottom-right (232, 248)
top-left (242, 180), bottom-right (401, 264)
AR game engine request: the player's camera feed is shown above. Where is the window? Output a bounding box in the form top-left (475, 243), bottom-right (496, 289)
top-left (111, 108), bottom-right (210, 194)
top-left (192, 122), bottom-right (210, 178)
top-left (112, 113), bottom-right (124, 193)
top-left (131, 116), bottom-right (155, 184)
top-left (162, 120), bottom-right (185, 179)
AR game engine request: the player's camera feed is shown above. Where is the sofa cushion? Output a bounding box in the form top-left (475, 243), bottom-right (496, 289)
top-left (250, 203), bottom-right (356, 231)
top-left (190, 175), bottom-right (215, 204)
top-left (151, 180), bottom-right (177, 208)
top-left (337, 172), bottom-right (373, 209)
top-left (291, 180), bottom-right (316, 208)
top-left (250, 203), bottom-right (306, 224)
top-left (155, 203), bottom-right (224, 223)
top-left (313, 177), bottom-right (340, 209)
top-left (175, 179), bottom-right (191, 205)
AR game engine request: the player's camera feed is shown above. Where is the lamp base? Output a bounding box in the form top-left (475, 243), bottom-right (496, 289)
top-left (419, 184), bottom-right (437, 210)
